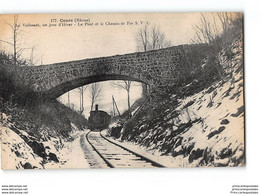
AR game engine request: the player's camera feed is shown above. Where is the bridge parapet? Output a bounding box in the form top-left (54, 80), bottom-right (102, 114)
top-left (20, 45), bottom-right (188, 98)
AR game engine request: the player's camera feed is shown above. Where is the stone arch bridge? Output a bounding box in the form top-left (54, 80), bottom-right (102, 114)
top-left (20, 45), bottom-right (189, 99)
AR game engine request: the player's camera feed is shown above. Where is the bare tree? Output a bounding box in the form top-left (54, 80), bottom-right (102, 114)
top-left (136, 25), bottom-right (150, 51)
top-left (89, 83), bottom-right (102, 111)
top-left (150, 26), bottom-right (160, 50)
top-left (113, 80), bottom-right (132, 118)
top-left (190, 13), bottom-right (219, 44)
top-left (28, 46), bottom-right (44, 66)
top-left (29, 46), bottom-right (35, 66)
top-left (77, 86), bottom-right (88, 114)
top-left (150, 26), bottom-right (171, 49)
top-left (190, 13), bottom-right (242, 45)
top-left (0, 15), bottom-right (25, 66)
top-left (136, 25), bottom-right (171, 96)
top-left (136, 25), bottom-right (172, 51)
top-left (190, 13), bottom-right (243, 80)
top-left (216, 12), bottom-right (239, 34)
top-left (0, 15), bottom-right (43, 66)
top-left (67, 91), bottom-right (70, 108)
top-left (190, 13), bottom-right (225, 79)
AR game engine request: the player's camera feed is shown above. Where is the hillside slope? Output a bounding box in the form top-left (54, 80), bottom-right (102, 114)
top-left (0, 99), bottom-right (88, 169)
top-left (113, 37), bottom-right (244, 167)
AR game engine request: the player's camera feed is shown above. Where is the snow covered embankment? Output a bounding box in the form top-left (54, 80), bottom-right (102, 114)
top-left (109, 38), bottom-right (244, 168)
top-left (1, 117), bottom-right (91, 169)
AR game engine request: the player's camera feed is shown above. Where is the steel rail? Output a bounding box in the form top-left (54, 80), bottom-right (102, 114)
top-left (86, 131), bottom-right (115, 168)
top-left (100, 132), bottom-right (165, 168)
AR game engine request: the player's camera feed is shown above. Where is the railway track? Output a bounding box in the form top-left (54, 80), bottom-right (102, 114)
top-left (86, 131), bottom-right (165, 168)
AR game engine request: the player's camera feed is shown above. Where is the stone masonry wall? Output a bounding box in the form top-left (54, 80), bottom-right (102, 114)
top-left (20, 45), bottom-right (188, 98)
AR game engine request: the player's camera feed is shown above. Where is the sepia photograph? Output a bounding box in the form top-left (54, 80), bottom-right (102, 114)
top-left (0, 12), bottom-right (244, 170)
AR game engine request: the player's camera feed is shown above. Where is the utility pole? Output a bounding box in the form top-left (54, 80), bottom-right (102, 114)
top-left (112, 95), bottom-right (120, 117)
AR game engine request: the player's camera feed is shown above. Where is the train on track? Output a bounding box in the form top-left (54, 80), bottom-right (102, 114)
top-left (88, 104), bottom-right (111, 130)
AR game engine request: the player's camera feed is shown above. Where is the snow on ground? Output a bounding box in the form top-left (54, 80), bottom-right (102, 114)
top-left (1, 37), bottom-right (244, 169)
top-left (1, 121), bottom-right (43, 169)
top-left (1, 112), bottom-right (110, 170)
top-left (105, 71), bottom-right (244, 167)
top-left (107, 37), bottom-right (244, 167)
top-left (43, 130), bottom-right (91, 169)
top-left (1, 112), bottom-right (101, 169)
top-left (101, 130), bottom-right (175, 167)
top-left (169, 70), bottom-right (244, 167)
top-left (44, 129), bottom-right (108, 169)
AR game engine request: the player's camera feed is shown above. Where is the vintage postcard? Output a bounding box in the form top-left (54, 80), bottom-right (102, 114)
top-left (0, 13), bottom-right (244, 169)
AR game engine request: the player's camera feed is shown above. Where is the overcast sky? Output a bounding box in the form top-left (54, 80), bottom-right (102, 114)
top-left (0, 13), bottom-right (203, 63)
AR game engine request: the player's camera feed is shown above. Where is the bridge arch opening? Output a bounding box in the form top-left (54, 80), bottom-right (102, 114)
top-left (56, 75), bottom-right (150, 119)
top-left (46, 74), bottom-right (150, 99)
